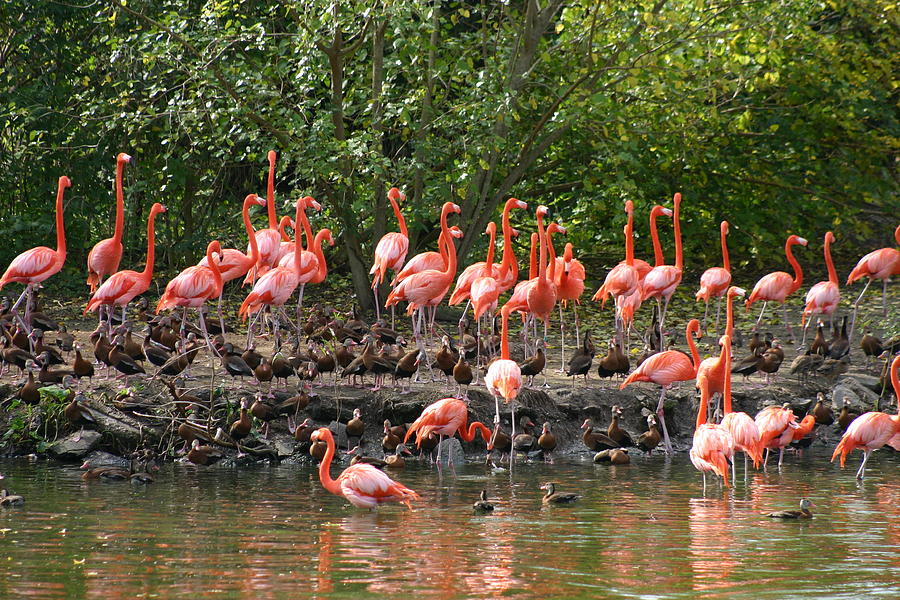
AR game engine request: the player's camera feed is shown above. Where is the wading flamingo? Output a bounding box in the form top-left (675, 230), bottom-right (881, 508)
top-left (370, 187), bottom-right (408, 324)
top-left (695, 221), bottom-right (731, 333)
top-left (831, 354), bottom-right (900, 479)
top-left (691, 370), bottom-right (735, 492)
top-left (642, 193), bottom-right (684, 344)
top-left (311, 427), bottom-right (419, 509)
top-left (620, 319), bottom-right (702, 455)
top-left (801, 231), bottom-right (840, 347)
top-left (593, 201), bottom-right (642, 348)
top-left (403, 398), bottom-right (492, 465)
top-left (745, 234), bottom-right (807, 342)
top-left (484, 304), bottom-right (523, 456)
top-left (718, 329), bottom-right (763, 480)
top-left (755, 403), bottom-right (798, 470)
top-left (85, 203), bottom-right (167, 327)
top-left (845, 224), bottom-right (899, 342)
top-left (696, 286), bottom-right (744, 402)
top-left (0, 176), bottom-right (71, 335)
top-left (87, 153), bottom-right (130, 294)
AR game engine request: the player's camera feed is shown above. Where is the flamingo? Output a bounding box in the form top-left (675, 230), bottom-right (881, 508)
top-left (87, 153), bottom-right (131, 294)
top-left (556, 242), bottom-right (585, 368)
top-left (745, 234), bottom-right (808, 342)
top-left (642, 193), bottom-right (684, 344)
top-left (755, 403), bottom-right (798, 470)
top-left (155, 240), bottom-right (224, 354)
top-left (846, 224), bottom-right (900, 342)
top-left (592, 201), bottom-right (642, 348)
top-left (449, 197), bottom-right (528, 307)
top-left (718, 329), bottom-right (763, 480)
top-left (469, 222), bottom-right (501, 361)
top-left (275, 196), bottom-right (324, 329)
top-left (620, 319), bottom-right (702, 455)
top-left (85, 203), bottom-right (167, 326)
top-left (394, 202), bottom-right (465, 284)
top-left (801, 231), bottom-right (840, 347)
top-left (196, 194), bottom-right (265, 332)
top-left (385, 202), bottom-right (461, 352)
top-left (691, 370), bottom-right (735, 492)
top-left (831, 354), bottom-right (900, 479)
top-left (0, 175), bottom-right (71, 335)
top-left (403, 397), bottom-right (492, 465)
top-left (695, 221), bottom-right (732, 333)
top-left (245, 151), bottom-right (283, 282)
top-left (695, 286), bottom-right (744, 401)
top-left (310, 427), bottom-right (419, 509)
top-left (273, 215), bottom-right (296, 265)
top-left (370, 187), bottom-right (409, 324)
top-left (484, 304), bottom-right (524, 459)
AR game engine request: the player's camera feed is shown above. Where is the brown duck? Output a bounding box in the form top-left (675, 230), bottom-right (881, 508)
top-left (540, 482), bottom-right (580, 505)
top-left (581, 418), bottom-right (618, 451)
top-left (537, 422), bottom-right (557, 460)
top-left (187, 439), bottom-right (225, 466)
top-left (452, 351), bottom-right (473, 398)
top-left (519, 340), bottom-right (546, 386)
top-left (607, 405), bottom-right (635, 447)
top-left (637, 414), bottom-right (662, 454)
top-left (811, 392), bottom-right (833, 425)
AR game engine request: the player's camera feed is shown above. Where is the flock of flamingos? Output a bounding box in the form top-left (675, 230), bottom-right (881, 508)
top-left (0, 150), bottom-right (898, 510)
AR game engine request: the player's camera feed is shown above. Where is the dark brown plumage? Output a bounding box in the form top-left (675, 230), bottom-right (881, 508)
top-left (607, 405), bottom-right (635, 447)
top-left (519, 341), bottom-right (546, 386)
top-left (540, 482), bottom-right (580, 505)
top-left (636, 414), bottom-right (661, 454)
top-left (187, 439), bottom-right (225, 466)
top-left (811, 392), bottom-right (833, 425)
top-left (581, 418), bottom-right (618, 451)
top-left (229, 397), bottom-right (253, 441)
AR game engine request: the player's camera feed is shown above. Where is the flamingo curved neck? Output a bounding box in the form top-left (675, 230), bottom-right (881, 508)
top-left (390, 196), bottom-right (408, 239)
top-left (293, 202), bottom-right (304, 275)
top-left (499, 203), bottom-right (517, 281)
top-left (673, 194), bottom-right (683, 271)
top-left (440, 216), bottom-right (457, 279)
top-left (686, 323), bottom-right (701, 375)
top-left (317, 431), bottom-right (345, 497)
top-left (824, 234), bottom-right (837, 285)
top-left (725, 291), bottom-right (735, 339)
top-left (785, 238), bottom-right (803, 291)
top-left (528, 234), bottom-right (538, 279)
top-left (650, 207), bottom-right (665, 267)
top-left (624, 206), bottom-right (635, 266)
top-left (722, 338), bottom-right (733, 414)
top-left (141, 209), bottom-right (161, 279)
top-left (266, 153), bottom-right (277, 229)
top-left (311, 229), bottom-right (330, 283)
top-left (720, 221), bottom-right (730, 272)
top-left (461, 421), bottom-right (491, 443)
top-left (299, 201), bottom-right (315, 252)
top-left (536, 211), bottom-right (547, 281)
top-left (500, 305), bottom-right (512, 359)
top-left (696, 376), bottom-right (710, 428)
top-left (243, 197), bottom-right (260, 264)
top-left (113, 159), bottom-right (126, 243)
top-left (546, 228), bottom-right (558, 282)
top-left (483, 226), bottom-right (496, 276)
top-left (206, 243), bottom-right (223, 295)
top-left (55, 178), bottom-right (68, 258)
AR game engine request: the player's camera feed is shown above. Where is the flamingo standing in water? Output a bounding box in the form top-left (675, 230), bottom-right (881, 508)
top-left (801, 231), bottom-right (840, 347)
top-left (370, 187), bottom-right (409, 325)
top-left (593, 201), bottom-right (642, 348)
top-left (245, 151), bottom-right (283, 283)
top-left (87, 153), bottom-right (131, 294)
top-left (755, 403), bottom-right (798, 470)
top-left (85, 203), bottom-right (167, 327)
top-left (620, 319), bottom-right (702, 455)
top-left (718, 328), bottom-right (763, 480)
top-left (695, 221), bottom-right (732, 333)
top-left (696, 286), bottom-right (744, 405)
top-left (311, 427), bottom-right (419, 509)
top-left (831, 354), bottom-right (900, 479)
top-left (691, 369), bottom-right (735, 492)
top-left (642, 193), bottom-right (684, 344)
top-left (845, 224), bottom-right (900, 342)
top-left (484, 304), bottom-right (523, 457)
top-left (745, 234), bottom-right (807, 342)
top-left (403, 398), bottom-right (492, 465)
top-left (0, 176), bottom-right (71, 335)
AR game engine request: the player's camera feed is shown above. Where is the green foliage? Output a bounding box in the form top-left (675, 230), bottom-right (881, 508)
top-left (0, 0), bottom-right (896, 304)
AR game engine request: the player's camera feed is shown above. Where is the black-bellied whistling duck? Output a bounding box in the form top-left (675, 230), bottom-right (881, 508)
top-left (537, 422), bottom-right (556, 461)
top-left (371, 321), bottom-right (400, 345)
top-left (250, 395), bottom-right (277, 438)
top-left (766, 498), bottom-right (815, 519)
top-left (72, 346), bottom-right (95, 384)
top-left (731, 342), bottom-right (767, 381)
top-left (747, 332), bottom-right (763, 355)
top-left (519, 339), bottom-right (546, 387)
top-left (0, 489), bottom-right (24, 507)
top-left (566, 332), bottom-right (594, 385)
top-left (254, 357), bottom-right (274, 393)
top-left (177, 419), bottom-right (213, 453)
top-left (540, 482), bottom-right (580, 505)
top-left (473, 489), bottom-right (494, 512)
top-left (607, 405), bottom-right (634, 447)
top-left (581, 418), bottom-right (618, 451)
top-left (637, 414), bottom-right (662, 454)
top-left (309, 436), bottom-right (327, 461)
top-left (384, 444), bottom-right (411, 469)
top-left (164, 379), bottom-right (200, 416)
top-left (758, 341), bottom-right (784, 384)
top-left (38, 352), bottom-right (72, 384)
top-left (340, 344), bottom-right (368, 386)
top-left (395, 348), bottom-right (421, 393)
top-left (2, 336), bottom-right (34, 376)
top-left (488, 424), bottom-right (511, 459)
top-left (809, 323), bottom-right (829, 356)
top-left (452, 351), bottom-right (473, 399)
top-left (221, 344), bottom-right (254, 381)
top-left (18, 367), bottom-right (40, 405)
top-left (122, 329), bottom-right (145, 362)
top-left (276, 389), bottom-right (312, 432)
top-left (596, 339), bottom-right (619, 381)
top-left (363, 342), bottom-right (394, 391)
top-left (836, 398), bottom-right (859, 431)
top-left (229, 397), bottom-right (252, 444)
top-left (12, 326), bottom-right (30, 351)
top-left (512, 417), bottom-right (537, 454)
top-left (347, 445), bottom-right (388, 468)
top-left (80, 458), bottom-right (130, 481)
top-left (55, 324), bottom-right (74, 356)
top-left (418, 432), bottom-right (439, 458)
top-left (336, 339), bottom-right (356, 371)
top-left (382, 419), bottom-right (402, 453)
top-left (812, 392), bottom-right (833, 425)
top-left (293, 417), bottom-right (315, 444)
top-left (108, 338), bottom-right (145, 382)
top-left (65, 394), bottom-right (95, 442)
top-left (827, 316), bottom-right (849, 359)
top-left (593, 448), bottom-right (630, 464)
top-left (187, 439), bottom-right (224, 466)
top-left (433, 336), bottom-right (458, 382)
top-left (31, 330), bottom-right (63, 365)
top-left (93, 332), bottom-right (114, 373)
top-left (859, 331), bottom-right (882, 370)
top-left (346, 408), bottom-right (365, 449)
top-left (129, 449), bottom-right (158, 484)
top-left (241, 345), bottom-right (262, 370)
top-left (789, 352), bottom-right (823, 384)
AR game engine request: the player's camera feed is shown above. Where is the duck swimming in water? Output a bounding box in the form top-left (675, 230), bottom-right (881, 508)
top-left (766, 498), bottom-right (815, 519)
top-left (540, 482), bottom-right (581, 505)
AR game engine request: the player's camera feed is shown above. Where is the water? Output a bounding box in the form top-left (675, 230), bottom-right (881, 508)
top-left (1, 450), bottom-right (898, 599)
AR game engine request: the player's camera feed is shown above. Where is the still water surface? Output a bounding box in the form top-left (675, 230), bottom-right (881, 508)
top-left (1, 450), bottom-right (898, 599)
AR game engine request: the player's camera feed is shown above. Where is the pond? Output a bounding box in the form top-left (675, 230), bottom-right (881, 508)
top-left (1, 449), bottom-right (898, 599)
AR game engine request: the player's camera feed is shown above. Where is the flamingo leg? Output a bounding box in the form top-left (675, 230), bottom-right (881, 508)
top-left (743, 453), bottom-right (748, 481)
top-left (702, 300), bottom-right (710, 332)
top-left (713, 296), bottom-right (723, 336)
top-left (847, 278), bottom-right (872, 344)
top-left (702, 471), bottom-right (707, 495)
top-left (781, 302), bottom-right (795, 343)
top-left (558, 304), bottom-right (566, 372)
top-left (216, 294), bottom-right (226, 339)
top-left (856, 450), bottom-right (871, 480)
top-left (372, 283), bottom-right (381, 323)
top-left (777, 446), bottom-right (785, 469)
top-left (573, 304), bottom-right (581, 348)
top-left (656, 385), bottom-right (673, 455)
top-left (754, 301), bottom-right (768, 331)
top-left (295, 283), bottom-right (306, 343)
top-left (510, 401), bottom-right (516, 468)
top-left (800, 318), bottom-right (813, 349)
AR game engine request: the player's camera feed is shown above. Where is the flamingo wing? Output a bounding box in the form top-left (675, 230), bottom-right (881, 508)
top-left (86, 270), bottom-right (142, 312)
top-left (747, 271), bottom-right (794, 305)
top-left (338, 464), bottom-right (420, 508)
top-left (621, 350), bottom-right (693, 388)
top-left (690, 424), bottom-right (734, 485)
top-left (642, 265), bottom-right (682, 301)
top-left (484, 358), bottom-right (522, 401)
top-left (1, 246), bottom-right (58, 286)
top-left (721, 412), bottom-right (762, 467)
top-left (696, 267), bottom-right (731, 301)
top-left (846, 248), bottom-right (900, 283)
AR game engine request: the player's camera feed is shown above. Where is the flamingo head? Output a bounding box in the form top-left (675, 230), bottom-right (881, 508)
top-left (824, 231), bottom-right (835, 244)
top-left (537, 205), bottom-right (549, 218)
top-left (117, 152), bottom-right (132, 164)
top-left (721, 220), bottom-right (729, 235)
top-left (510, 228), bottom-right (520, 238)
top-left (301, 196), bottom-right (321, 212)
top-left (624, 200), bottom-right (634, 215)
top-left (151, 203), bottom-right (167, 215)
top-left (387, 187), bottom-right (405, 202)
top-left (59, 176), bottom-right (72, 189)
top-left (311, 427), bottom-right (334, 443)
top-left (728, 286), bottom-right (746, 298)
top-left (673, 192), bottom-right (682, 207)
top-left (788, 235), bottom-right (808, 247)
top-left (246, 194), bottom-right (266, 208)
top-left (267, 150), bottom-right (276, 165)
top-left (449, 226), bottom-right (464, 239)
top-left (547, 222), bottom-right (567, 235)
top-left (485, 222), bottom-right (496, 236)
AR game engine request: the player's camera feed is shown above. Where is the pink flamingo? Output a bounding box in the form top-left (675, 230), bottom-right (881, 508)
top-left (695, 221), bottom-right (732, 333)
top-left (273, 215), bottom-right (296, 264)
top-left (592, 201), bottom-right (642, 348)
top-left (276, 196), bottom-right (324, 328)
top-left (196, 194), bottom-right (265, 332)
top-left (403, 398), bottom-right (492, 465)
top-left (745, 234), bottom-right (807, 342)
top-left (691, 371), bottom-right (735, 492)
top-left (718, 329), bottom-right (763, 480)
top-left (0, 176), bottom-right (71, 334)
top-left (831, 354), bottom-right (900, 479)
top-left (245, 151), bottom-right (283, 282)
top-left (87, 153), bottom-right (131, 294)
top-left (370, 187), bottom-right (409, 324)
top-left (311, 427), bottom-right (419, 509)
top-left (485, 304), bottom-right (523, 459)
top-left (394, 202), bottom-right (464, 284)
top-left (642, 193), bottom-right (684, 343)
top-left (384, 202), bottom-right (460, 351)
top-left (85, 203), bottom-right (167, 326)
top-left (620, 319), bottom-right (702, 455)
top-left (696, 286), bottom-right (744, 401)
top-left (755, 403), bottom-right (798, 470)
top-left (449, 197), bottom-right (528, 307)
top-left (555, 242), bottom-right (585, 368)
top-left (469, 222), bottom-right (501, 360)
top-left (155, 240), bottom-right (224, 353)
top-left (801, 231), bottom-right (840, 347)
top-left (846, 224), bottom-right (900, 341)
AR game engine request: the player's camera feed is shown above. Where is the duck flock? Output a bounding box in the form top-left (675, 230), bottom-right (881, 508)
top-left (0, 151), bottom-right (898, 510)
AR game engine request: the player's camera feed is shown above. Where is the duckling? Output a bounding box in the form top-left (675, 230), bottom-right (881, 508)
top-left (811, 392), bottom-right (833, 425)
top-left (187, 438), bottom-right (225, 466)
top-left (636, 414), bottom-right (662, 454)
top-left (540, 482), bottom-right (580, 505)
top-left (537, 422), bottom-right (557, 461)
top-left (473, 489), bottom-right (494, 513)
top-left (0, 489), bottom-right (25, 507)
top-left (816, 355), bottom-right (850, 383)
top-left (789, 352), bottom-right (824, 384)
top-left (765, 498), bottom-right (815, 519)
top-left (607, 404), bottom-right (634, 447)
